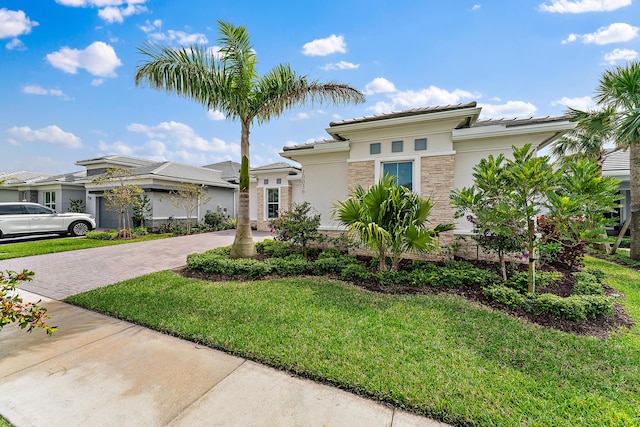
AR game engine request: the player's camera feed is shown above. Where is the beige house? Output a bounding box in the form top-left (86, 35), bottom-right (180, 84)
top-left (251, 102), bottom-right (573, 249)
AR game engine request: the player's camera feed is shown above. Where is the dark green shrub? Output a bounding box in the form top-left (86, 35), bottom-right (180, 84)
top-left (269, 201), bottom-right (321, 259)
top-left (131, 226), bottom-right (148, 237)
top-left (204, 211), bottom-right (225, 229)
top-left (509, 271), bottom-right (562, 292)
top-left (411, 260), bottom-right (439, 272)
top-left (572, 272), bottom-right (605, 296)
top-left (377, 270), bottom-right (411, 287)
top-left (584, 268), bottom-right (606, 282)
top-left (85, 230), bottom-right (118, 240)
top-left (483, 285), bottom-right (526, 309)
top-left (265, 256), bottom-right (312, 276)
top-left (340, 263), bottom-right (373, 283)
top-left (255, 240), bottom-right (297, 258)
top-left (313, 257), bottom-right (343, 275)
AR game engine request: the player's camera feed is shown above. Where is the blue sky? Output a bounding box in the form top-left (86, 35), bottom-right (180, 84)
top-left (1, 0), bottom-right (639, 174)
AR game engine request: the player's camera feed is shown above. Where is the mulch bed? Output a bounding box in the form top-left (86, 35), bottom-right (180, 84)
top-left (175, 257), bottom-right (634, 339)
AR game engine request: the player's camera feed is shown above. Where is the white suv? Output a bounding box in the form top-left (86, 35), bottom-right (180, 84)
top-left (0, 202), bottom-right (96, 238)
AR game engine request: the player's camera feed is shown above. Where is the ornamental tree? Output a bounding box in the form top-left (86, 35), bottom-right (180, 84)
top-left (1, 270), bottom-right (56, 335)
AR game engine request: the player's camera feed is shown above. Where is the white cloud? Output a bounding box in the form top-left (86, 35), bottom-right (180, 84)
top-left (478, 101), bottom-right (538, 119)
top-left (91, 78), bottom-right (105, 86)
top-left (603, 47), bottom-right (638, 64)
top-left (98, 140), bottom-right (135, 155)
top-left (55, 0), bottom-right (147, 23)
top-left (365, 77), bottom-right (397, 95)
top-left (539, 0), bottom-right (631, 13)
top-left (7, 125), bottom-right (82, 148)
top-left (472, 4), bottom-right (481, 10)
top-left (367, 85), bottom-right (477, 113)
top-left (141, 21), bottom-right (207, 45)
top-left (46, 41), bottom-right (122, 77)
top-left (5, 38), bottom-right (24, 50)
top-left (563, 22), bottom-right (639, 45)
top-left (294, 112), bottom-right (310, 120)
top-left (0, 8), bottom-right (38, 40)
top-left (321, 61), bottom-right (359, 71)
top-left (22, 85), bottom-right (68, 99)
top-left (302, 34), bottom-right (346, 56)
top-left (127, 121), bottom-right (239, 155)
top-left (207, 110), bottom-right (226, 121)
top-left (551, 96), bottom-right (595, 110)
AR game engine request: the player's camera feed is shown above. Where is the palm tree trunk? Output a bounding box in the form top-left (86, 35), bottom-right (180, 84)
top-left (630, 141), bottom-right (640, 260)
top-left (230, 120), bottom-right (256, 259)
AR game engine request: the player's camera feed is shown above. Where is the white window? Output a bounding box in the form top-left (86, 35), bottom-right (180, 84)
top-left (382, 161), bottom-right (413, 191)
top-left (44, 191), bottom-right (56, 210)
top-left (266, 188), bottom-right (279, 219)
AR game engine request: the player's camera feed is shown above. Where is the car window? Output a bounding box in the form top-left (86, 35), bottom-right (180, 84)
top-left (0, 205), bottom-right (26, 215)
top-left (25, 205), bottom-right (54, 215)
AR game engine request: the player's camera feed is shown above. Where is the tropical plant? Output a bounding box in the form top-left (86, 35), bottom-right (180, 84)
top-left (333, 174), bottom-right (452, 271)
top-left (131, 194), bottom-right (152, 227)
top-left (595, 60), bottom-right (640, 260)
top-left (167, 183), bottom-right (213, 234)
top-left (269, 201), bottom-right (321, 259)
top-left (68, 198), bottom-right (85, 213)
top-left (134, 20), bottom-right (365, 258)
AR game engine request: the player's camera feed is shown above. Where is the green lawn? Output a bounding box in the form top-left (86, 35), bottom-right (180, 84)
top-left (65, 257), bottom-right (640, 426)
top-left (0, 234), bottom-right (170, 260)
top-left (0, 416), bottom-right (11, 427)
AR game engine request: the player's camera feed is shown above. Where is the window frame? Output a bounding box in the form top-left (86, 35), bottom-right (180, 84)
top-left (374, 155), bottom-right (421, 194)
top-left (44, 191), bottom-right (56, 210)
top-left (265, 187), bottom-right (280, 219)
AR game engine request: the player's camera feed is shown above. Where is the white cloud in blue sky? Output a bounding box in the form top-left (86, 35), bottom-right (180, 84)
top-left (539, 0), bottom-right (631, 13)
top-left (2, 0), bottom-right (640, 173)
top-left (302, 34), bottom-right (346, 56)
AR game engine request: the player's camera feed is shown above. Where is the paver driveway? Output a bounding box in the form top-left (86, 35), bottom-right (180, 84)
top-left (0, 230), bottom-right (271, 299)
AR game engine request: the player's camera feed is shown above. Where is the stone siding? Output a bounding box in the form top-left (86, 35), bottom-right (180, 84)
top-left (347, 161), bottom-right (375, 194)
top-left (421, 154), bottom-right (456, 248)
top-left (256, 185), bottom-right (292, 232)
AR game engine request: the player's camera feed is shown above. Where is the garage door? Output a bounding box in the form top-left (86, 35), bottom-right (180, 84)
top-left (98, 197), bottom-right (121, 229)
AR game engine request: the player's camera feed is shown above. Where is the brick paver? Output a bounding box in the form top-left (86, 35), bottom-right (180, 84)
top-left (0, 230), bottom-right (271, 299)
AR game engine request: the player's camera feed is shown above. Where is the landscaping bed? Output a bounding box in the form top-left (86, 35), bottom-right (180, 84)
top-left (181, 240), bottom-right (633, 338)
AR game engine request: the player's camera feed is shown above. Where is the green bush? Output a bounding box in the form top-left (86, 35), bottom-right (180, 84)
top-left (130, 226), bottom-right (148, 237)
top-left (377, 270), bottom-right (411, 287)
top-left (340, 263), bottom-right (373, 283)
top-left (204, 211), bottom-right (225, 229)
top-left (572, 272), bottom-right (605, 295)
top-left (483, 285), bottom-right (614, 321)
top-left (85, 230), bottom-right (118, 240)
top-left (255, 240), bottom-right (297, 258)
top-left (509, 271), bottom-right (562, 292)
top-left (312, 255), bottom-right (358, 276)
top-left (584, 268), bottom-right (606, 282)
top-left (265, 256), bottom-right (312, 276)
top-left (483, 285), bottom-right (526, 309)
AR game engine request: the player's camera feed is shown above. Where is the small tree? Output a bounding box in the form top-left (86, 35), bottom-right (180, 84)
top-left (334, 174), bottom-right (452, 271)
top-left (1, 270), bottom-right (56, 335)
top-left (269, 202), bottom-right (321, 259)
top-left (92, 168), bottom-right (144, 234)
top-left (168, 183), bottom-right (213, 234)
top-left (68, 198), bottom-right (85, 213)
top-left (131, 194), bottom-right (152, 227)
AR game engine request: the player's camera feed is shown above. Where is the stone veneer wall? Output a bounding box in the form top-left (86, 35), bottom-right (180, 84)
top-left (347, 161), bottom-right (375, 194)
top-left (256, 185), bottom-right (292, 231)
top-left (421, 154), bottom-right (456, 250)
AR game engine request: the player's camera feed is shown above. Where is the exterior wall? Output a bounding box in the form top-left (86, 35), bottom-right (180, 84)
top-left (60, 188), bottom-right (86, 212)
top-left (421, 154), bottom-right (456, 247)
top-left (347, 161), bottom-right (375, 195)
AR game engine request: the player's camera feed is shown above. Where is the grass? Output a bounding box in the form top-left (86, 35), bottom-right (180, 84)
top-left (0, 234), bottom-right (170, 260)
top-left (65, 256), bottom-right (640, 426)
top-left (591, 247), bottom-right (640, 270)
top-left (0, 416), bottom-right (10, 427)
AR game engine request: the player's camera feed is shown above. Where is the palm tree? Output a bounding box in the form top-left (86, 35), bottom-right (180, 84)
top-left (333, 174), bottom-right (451, 271)
top-left (551, 106), bottom-right (618, 170)
top-left (595, 61), bottom-right (640, 260)
top-left (134, 20), bottom-right (365, 258)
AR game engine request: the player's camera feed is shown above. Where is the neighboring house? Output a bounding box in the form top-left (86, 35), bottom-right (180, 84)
top-left (249, 162), bottom-right (303, 230)
top-left (4, 171), bottom-right (84, 211)
top-left (203, 160), bottom-right (241, 184)
top-left (77, 155), bottom-right (238, 229)
top-left (269, 102), bottom-right (573, 251)
top-left (602, 149), bottom-right (631, 232)
top-left (0, 172), bottom-right (52, 202)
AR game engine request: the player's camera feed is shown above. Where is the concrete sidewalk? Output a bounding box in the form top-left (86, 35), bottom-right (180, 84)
top-left (0, 232), bottom-right (449, 426)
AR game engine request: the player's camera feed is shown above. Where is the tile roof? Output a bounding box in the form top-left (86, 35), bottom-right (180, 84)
top-left (0, 171), bottom-right (52, 184)
top-left (251, 162), bottom-right (300, 172)
top-left (602, 149), bottom-right (629, 172)
top-left (282, 139), bottom-right (342, 152)
top-left (328, 102), bottom-right (478, 127)
top-left (471, 115), bottom-right (571, 128)
top-left (202, 160), bottom-right (241, 182)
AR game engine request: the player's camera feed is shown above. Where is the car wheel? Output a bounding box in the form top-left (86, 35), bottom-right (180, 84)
top-left (69, 221), bottom-right (90, 237)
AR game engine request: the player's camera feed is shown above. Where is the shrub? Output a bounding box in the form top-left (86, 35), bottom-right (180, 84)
top-left (584, 268), bottom-right (606, 282)
top-left (572, 272), bottom-right (605, 295)
top-left (340, 263), bottom-right (373, 283)
top-left (265, 256), bottom-right (312, 276)
top-left (508, 271), bottom-right (562, 292)
top-left (85, 230), bottom-right (118, 240)
top-left (204, 211), bottom-right (225, 229)
top-left (313, 254), bottom-right (358, 276)
top-left (130, 226), bottom-right (149, 237)
top-left (269, 202), bottom-right (321, 259)
top-left (377, 270), bottom-right (411, 287)
top-left (1, 270), bottom-right (56, 335)
top-left (483, 285), bottom-right (526, 309)
top-left (255, 240), bottom-right (298, 258)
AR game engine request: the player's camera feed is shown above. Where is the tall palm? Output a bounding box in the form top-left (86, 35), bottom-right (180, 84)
top-left (551, 106), bottom-right (618, 170)
top-left (135, 20), bottom-right (365, 258)
top-left (595, 61), bottom-right (640, 260)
